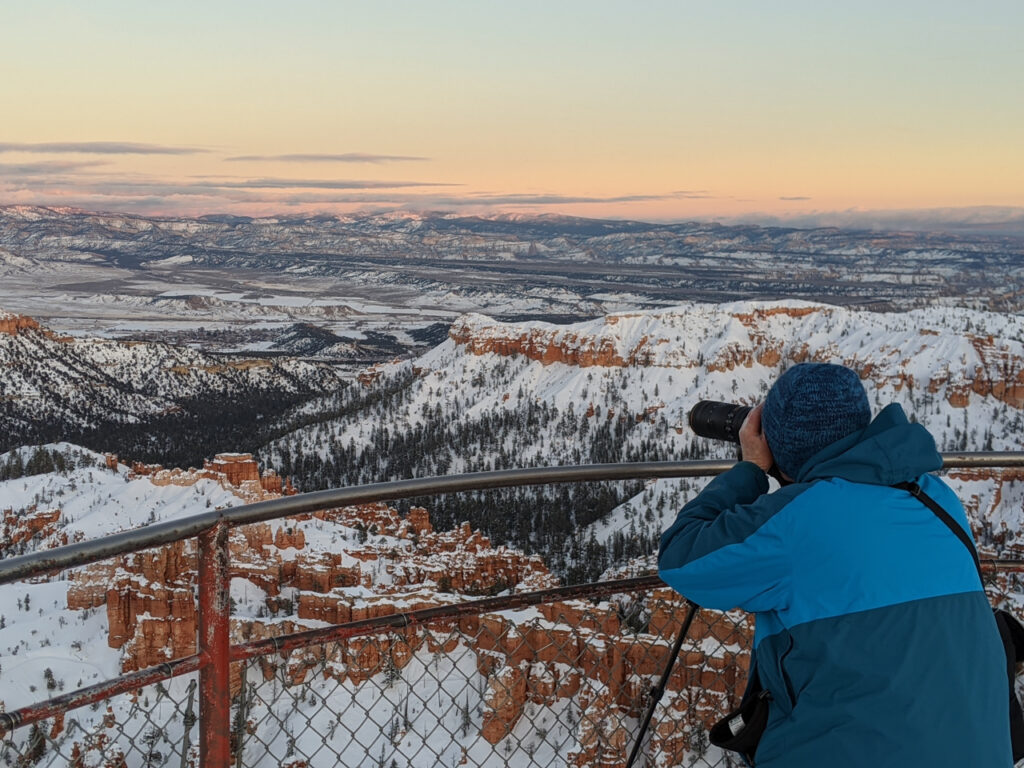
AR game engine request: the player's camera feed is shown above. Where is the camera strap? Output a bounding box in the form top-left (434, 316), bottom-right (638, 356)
top-left (892, 481), bottom-right (982, 584)
top-left (894, 479), bottom-right (1024, 761)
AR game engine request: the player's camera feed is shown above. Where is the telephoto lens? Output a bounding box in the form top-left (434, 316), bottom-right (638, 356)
top-left (688, 401), bottom-right (752, 443)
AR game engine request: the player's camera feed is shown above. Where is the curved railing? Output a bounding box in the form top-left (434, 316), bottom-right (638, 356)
top-left (1, 454), bottom-right (1023, 767)
top-left (4, 453), bottom-right (1023, 585)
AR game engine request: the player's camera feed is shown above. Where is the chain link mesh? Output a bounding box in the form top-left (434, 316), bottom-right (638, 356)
top-left (2, 587), bottom-right (753, 768)
top-left (229, 587), bottom-right (751, 768)
top-left (1, 676), bottom-right (201, 768)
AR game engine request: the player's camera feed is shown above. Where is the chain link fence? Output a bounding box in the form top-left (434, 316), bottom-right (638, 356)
top-left (1, 676), bottom-right (201, 768)
top-left (6, 459), bottom-right (1020, 768)
top-left (1, 586), bottom-right (752, 768)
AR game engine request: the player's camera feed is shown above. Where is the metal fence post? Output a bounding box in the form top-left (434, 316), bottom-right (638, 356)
top-left (198, 521), bottom-right (231, 768)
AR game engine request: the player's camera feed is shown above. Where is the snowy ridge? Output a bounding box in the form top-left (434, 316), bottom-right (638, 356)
top-left (264, 299), bottom-right (1024, 582)
top-left (0, 311), bottom-right (347, 445)
top-left (449, 301), bottom-right (1023, 389)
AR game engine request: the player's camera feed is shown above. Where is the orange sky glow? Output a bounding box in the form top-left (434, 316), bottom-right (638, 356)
top-left (1, 2), bottom-right (1022, 228)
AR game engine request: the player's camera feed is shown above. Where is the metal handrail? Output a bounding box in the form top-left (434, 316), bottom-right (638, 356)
top-left (2, 453), bottom-right (1024, 764)
top-left (3, 453), bottom-right (1022, 585)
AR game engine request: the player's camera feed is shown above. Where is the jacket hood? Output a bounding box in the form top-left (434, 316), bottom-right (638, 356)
top-left (796, 403), bottom-right (942, 485)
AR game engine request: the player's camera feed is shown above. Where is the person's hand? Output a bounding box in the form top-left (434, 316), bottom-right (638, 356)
top-left (739, 403), bottom-right (774, 472)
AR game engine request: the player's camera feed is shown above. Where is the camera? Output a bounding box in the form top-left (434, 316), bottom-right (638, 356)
top-left (688, 401), bottom-right (752, 444)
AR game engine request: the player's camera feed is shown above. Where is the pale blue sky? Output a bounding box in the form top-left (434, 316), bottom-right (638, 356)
top-left (1, 1), bottom-right (1021, 220)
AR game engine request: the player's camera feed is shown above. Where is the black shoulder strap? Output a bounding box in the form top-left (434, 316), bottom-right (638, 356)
top-left (893, 480), bottom-right (983, 585)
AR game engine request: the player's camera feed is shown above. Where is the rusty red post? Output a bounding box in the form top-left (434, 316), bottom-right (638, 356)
top-left (198, 521), bottom-right (231, 768)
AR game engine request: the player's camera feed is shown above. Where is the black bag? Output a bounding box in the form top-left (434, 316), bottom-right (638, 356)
top-left (709, 667), bottom-right (771, 765)
top-left (994, 608), bottom-right (1024, 757)
top-left (896, 480), bottom-right (1024, 762)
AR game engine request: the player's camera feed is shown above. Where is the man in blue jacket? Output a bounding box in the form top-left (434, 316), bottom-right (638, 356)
top-left (658, 363), bottom-right (1010, 767)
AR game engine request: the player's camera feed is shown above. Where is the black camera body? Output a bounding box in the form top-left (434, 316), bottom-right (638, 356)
top-left (688, 401), bottom-right (752, 444)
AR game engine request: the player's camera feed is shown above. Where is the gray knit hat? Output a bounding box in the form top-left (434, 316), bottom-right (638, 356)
top-left (762, 363), bottom-right (871, 479)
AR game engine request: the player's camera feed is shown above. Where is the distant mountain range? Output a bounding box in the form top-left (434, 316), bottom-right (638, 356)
top-left (3, 205), bottom-right (1024, 312)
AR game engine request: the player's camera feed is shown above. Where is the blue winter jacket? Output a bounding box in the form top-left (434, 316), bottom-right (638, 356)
top-left (658, 404), bottom-right (1010, 767)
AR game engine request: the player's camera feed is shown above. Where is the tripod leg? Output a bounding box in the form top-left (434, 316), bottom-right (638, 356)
top-left (625, 600), bottom-right (700, 768)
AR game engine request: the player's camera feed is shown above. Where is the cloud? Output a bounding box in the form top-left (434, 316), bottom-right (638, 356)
top-left (225, 153), bottom-right (429, 163)
top-left (724, 206), bottom-right (1024, 236)
top-left (673, 190), bottom-right (712, 199)
top-left (0, 176), bottom-right (677, 212)
top-left (779, 196), bottom-right (811, 201)
top-left (0, 142), bottom-right (206, 155)
top-left (0, 162), bottom-right (693, 218)
top-left (451, 192), bottom-right (674, 205)
top-left (2, 176), bottom-right (457, 198)
top-left (213, 177), bottom-right (456, 190)
top-left (0, 160), bottom-right (109, 174)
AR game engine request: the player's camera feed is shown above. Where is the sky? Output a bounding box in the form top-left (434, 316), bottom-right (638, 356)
top-left (1, 1), bottom-right (1022, 227)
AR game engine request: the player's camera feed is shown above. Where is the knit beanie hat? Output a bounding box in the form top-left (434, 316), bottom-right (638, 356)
top-left (762, 363), bottom-right (871, 479)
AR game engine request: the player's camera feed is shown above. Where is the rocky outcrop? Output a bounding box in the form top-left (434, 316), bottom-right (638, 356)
top-left (206, 453), bottom-right (261, 485)
top-left (0, 312), bottom-right (40, 336)
top-left (124, 452), bottom-right (296, 503)
top-left (105, 541), bottom-right (197, 669)
top-left (449, 316), bottom-right (668, 369)
top-left (732, 306), bottom-right (823, 325)
top-left (64, 488), bottom-right (742, 760)
top-left (1, 505), bottom-right (65, 547)
top-left (964, 334), bottom-right (1024, 408)
top-left (67, 497), bottom-right (558, 671)
top-left (60, 443), bottom-right (752, 759)
top-left (449, 307), bottom-right (1024, 411)
top-left (476, 593), bottom-right (751, 754)
top-left (946, 467), bottom-right (1024, 557)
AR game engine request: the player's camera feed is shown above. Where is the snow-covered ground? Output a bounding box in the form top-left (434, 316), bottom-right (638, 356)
top-left (0, 445), bottom-right (695, 768)
top-left (3, 296), bottom-right (1024, 766)
top-left (260, 300), bottom-right (1024, 579)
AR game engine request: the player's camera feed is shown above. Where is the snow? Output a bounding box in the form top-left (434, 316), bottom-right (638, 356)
top-left (264, 300), bottom-right (1024, 580)
top-left (0, 579), bottom-right (121, 711)
top-left (147, 255), bottom-right (193, 267)
top-left (2, 298), bottom-right (1024, 766)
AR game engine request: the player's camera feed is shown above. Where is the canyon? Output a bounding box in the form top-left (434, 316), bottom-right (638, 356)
top-left (5, 449), bottom-right (746, 766)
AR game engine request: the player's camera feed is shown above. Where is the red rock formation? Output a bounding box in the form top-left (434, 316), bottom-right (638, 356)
top-left (0, 312), bottom-right (40, 336)
top-left (481, 665), bottom-right (528, 743)
top-left (945, 467), bottom-right (1024, 557)
top-left (68, 500), bottom-right (558, 671)
top-left (127, 452), bottom-right (296, 504)
top-left (2, 506), bottom-right (64, 546)
top-left (407, 506), bottom-right (433, 535)
top-left (449, 318), bottom-right (665, 369)
top-left (66, 492), bottom-right (748, 757)
top-left (67, 560), bottom-right (119, 611)
top-left (273, 525), bottom-right (306, 550)
top-left (965, 334), bottom-right (1024, 408)
top-left (732, 306), bottom-right (824, 325)
top-left (105, 541), bottom-right (198, 670)
top-left (258, 469), bottom-right (296, 495)
top-left (357, 360), bottom-right (404, 387)
top-left (205, 454), bottom-right (260, 485)
top-left (469, 593), bottom-right (751, 754)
